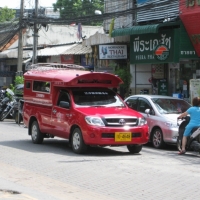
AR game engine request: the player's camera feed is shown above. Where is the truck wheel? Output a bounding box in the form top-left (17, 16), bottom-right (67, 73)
top-left (31, 121), bottom-right (43, 144)
top-left (127, 145), bottom-right (143, 153)
top-left (152, 128), bottom-right (165, 149)
top-left (71, 128), bottom-right (87, 154)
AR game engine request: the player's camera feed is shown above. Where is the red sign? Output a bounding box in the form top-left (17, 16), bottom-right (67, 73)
top-left (60, 55), bottom-right (74, 64)
top-left (180, 0), bottom-right (200, 56)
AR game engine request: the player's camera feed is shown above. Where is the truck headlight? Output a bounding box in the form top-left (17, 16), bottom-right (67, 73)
top-left (85, 116), bottom-right (105, 126)
top-left (138, 117), bottom-right (147, 126)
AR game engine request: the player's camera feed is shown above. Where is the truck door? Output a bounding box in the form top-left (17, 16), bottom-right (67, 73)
top-left (51, 90), bottom-right (72, 138)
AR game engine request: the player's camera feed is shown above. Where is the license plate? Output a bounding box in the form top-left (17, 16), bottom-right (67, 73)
top-left (115, 132), bottom-right (132, 142)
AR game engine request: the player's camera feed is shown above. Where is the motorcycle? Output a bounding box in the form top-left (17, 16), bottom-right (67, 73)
top-left (12, 98), bottom-right (24, 124)
top-left (0, 88), bottom-right (17, 121)
top-left (0, 89), bottom-right (6, 102)
top-left (0, 96), bottom-right (10, 119)
top-left (177, 116), bottom-right (200, 154)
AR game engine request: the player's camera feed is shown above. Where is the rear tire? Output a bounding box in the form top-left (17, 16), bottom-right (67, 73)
top-left (31, 121), bottom-right (44, 144)
top-left (71, 128), bottom-right (87, 154)
top-left (127, 144), bottom-right (143, 153)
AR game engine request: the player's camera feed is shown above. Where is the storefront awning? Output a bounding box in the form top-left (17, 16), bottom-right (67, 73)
top-left (62, 44), bottom-right (92, 55)
top-left (37, 43), bottom-right (92, 56)
top-left (0, 49), bottom-right (32, 58)
top-left (37, 44), bottom-right (77, 56)
top-left (111, 22), bottom-right (180, 37)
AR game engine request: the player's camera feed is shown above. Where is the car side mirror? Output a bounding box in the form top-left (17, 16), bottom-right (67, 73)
top-left (59, 101), bottom-right (70, 109)
top-left (145, 109), bottom-right (150, 114)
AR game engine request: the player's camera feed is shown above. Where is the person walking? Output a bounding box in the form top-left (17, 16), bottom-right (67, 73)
top-left (177, 97), bottom-right (200, 155)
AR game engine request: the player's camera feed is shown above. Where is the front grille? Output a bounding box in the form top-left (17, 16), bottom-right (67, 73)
top-left (102, 132), bottom-right (141, 138)
top-left (102, 117), bottom-right (138, 127)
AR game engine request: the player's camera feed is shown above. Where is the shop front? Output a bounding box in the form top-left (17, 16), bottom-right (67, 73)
top-left (117, 22), bottom-right (200, 99)
top-left (129, 28), bottom-right (179, 96)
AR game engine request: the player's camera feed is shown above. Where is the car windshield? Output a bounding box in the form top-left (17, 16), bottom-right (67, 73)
top-left (72, 88), bottom-right (125, 107)
top-left (151, 98), bottom-right (191, 114)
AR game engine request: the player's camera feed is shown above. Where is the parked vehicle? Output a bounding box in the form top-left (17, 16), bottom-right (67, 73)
top-left (0, 88), bottom-right (18, 121)
top-left (23, 63), bottom-right (149, 154)
top-left (177, 116), bottom-right (200, 154)
top-left (0, 96), bottom-right (10, 119)
top-left (0, 89), bottom-right (6, 102)
top-left (124, 95), bottom-right (191, 149)
top-left (13, 84), bottom-right (24, 124)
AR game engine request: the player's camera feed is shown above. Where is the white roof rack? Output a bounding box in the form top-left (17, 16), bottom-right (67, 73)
top-left (27, 63), bottom-right (85, 71)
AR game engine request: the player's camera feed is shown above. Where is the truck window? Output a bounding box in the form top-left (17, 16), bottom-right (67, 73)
top-left (25, 82), bottom-right (31, 89)
top-left (57, 91), bottom-right (70, 107)
top-left (33, 81), bottom-right (50, 93)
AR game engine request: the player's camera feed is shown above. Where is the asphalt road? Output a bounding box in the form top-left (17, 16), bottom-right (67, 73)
top-left (0, 119), bottom-right (200, 200)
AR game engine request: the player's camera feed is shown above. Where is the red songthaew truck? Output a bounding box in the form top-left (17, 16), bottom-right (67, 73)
top-left (23, 63), bottom-right (149, 154)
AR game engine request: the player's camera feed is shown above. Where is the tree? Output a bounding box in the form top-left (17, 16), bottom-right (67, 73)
top-left (0, 7), bottom-right (16, 22)
top-left (115, 66), bottom-right (132, 99)
top-left (53, 0), bottom-right (104, 25)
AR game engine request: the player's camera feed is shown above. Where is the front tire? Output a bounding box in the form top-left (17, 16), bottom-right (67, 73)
top-left (31, 121), bottom-right (44, 144)
top-left (71, 128), bottom-right (87, 154)
top-left (127, 144), bottom-right (143, 153)
top-left (152, 128), bottom-right (165, 149)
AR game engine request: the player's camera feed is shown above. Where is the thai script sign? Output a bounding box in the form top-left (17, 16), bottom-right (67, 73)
top-left (99, 45), bottom-right (127, 60)
top-left (130, 30), bottom-right (177, 64)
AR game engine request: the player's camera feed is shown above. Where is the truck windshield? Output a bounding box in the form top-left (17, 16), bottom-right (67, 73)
top-left (72, 88), bottom-right (125, 107)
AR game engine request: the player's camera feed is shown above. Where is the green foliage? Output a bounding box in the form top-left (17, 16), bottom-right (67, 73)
top-left (7, 76), bottom-right (24, 99)
top-left (115, 66), bottom-right (132, 98)
top-left (53, 0), bottom-right (104, 25)
top-left (0, 7), bottom-right (15, 22)
top-left (14, 76), bottom-right (24, 85)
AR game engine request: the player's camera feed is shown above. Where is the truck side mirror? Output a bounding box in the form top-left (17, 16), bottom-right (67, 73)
top-left (59, 101), bottom-right (70, 109)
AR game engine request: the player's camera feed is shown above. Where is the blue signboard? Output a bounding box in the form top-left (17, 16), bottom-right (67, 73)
top-left (81, 55), bottom-right (94, 70)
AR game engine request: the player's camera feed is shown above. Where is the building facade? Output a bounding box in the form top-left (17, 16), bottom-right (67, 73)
top-left (109, 0), bottom-right (200, 100)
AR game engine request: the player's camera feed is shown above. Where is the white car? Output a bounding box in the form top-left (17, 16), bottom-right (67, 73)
top-left (124, 95), bottom-right (191, 149)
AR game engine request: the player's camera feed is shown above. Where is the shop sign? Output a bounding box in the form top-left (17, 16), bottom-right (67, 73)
top-left (99, 45), bottom-right (127, 60)
top-left (60, 55), bottom-right (74, 64)
top-left (180, 0), bottom-right (200, 57)
top-left (179, 22), bottom-right (199, 59)
top-left (158, 79), bottom-right (168, 95)
top-left (154, 45), bottom-right (170, 61)
top-left (130, 30), bottom-right (177, 64)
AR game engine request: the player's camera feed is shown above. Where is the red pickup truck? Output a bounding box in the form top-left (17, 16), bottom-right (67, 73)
top-left (23, 63), bottom-right (149, 154)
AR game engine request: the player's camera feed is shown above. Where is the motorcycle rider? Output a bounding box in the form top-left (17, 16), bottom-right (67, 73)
top-left (177, 97), bottom-right (200, 155)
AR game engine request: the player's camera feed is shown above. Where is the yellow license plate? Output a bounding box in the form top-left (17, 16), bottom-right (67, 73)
top-left (115, 132), bottom-right (132, 142)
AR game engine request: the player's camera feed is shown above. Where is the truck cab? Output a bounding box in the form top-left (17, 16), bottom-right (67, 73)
top-left (23, 63), bottom-right (149, 154)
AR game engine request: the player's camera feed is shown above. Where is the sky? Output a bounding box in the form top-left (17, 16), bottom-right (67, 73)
top-left (1, 0), bottom-right (57, 9)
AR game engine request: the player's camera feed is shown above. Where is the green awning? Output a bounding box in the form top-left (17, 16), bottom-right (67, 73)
top-left (111, 22), bottom-right (180, 37)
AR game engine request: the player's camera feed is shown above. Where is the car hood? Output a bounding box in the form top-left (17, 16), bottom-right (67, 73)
top-left (75, 106), bottom-right (143, 118)
top-left (162, 113), bottom-right (179, 122)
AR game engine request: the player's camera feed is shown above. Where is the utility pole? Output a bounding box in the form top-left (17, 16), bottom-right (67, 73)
top-left (32, 0), bottom-right (38, 64)
top-left (17, 0), bottom-right (24, 72)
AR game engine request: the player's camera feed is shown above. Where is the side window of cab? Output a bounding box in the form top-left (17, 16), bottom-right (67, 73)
top-left (57, 91), bottom-right (70, 108)
top-left (126, 97), bottom-right (138, 110)
top-left (138, 98), bottom-right (155, 115)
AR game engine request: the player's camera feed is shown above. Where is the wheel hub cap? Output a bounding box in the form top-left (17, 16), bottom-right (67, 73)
top-left (73, 132), bottom-right (80, 150)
